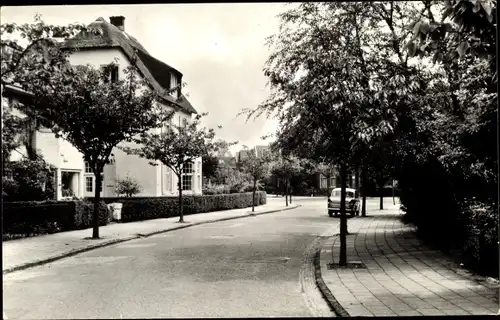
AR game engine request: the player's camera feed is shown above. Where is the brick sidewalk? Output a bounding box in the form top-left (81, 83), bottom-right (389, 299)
top-left (320, 204), bottom-right (498, 316)
top-left (3, 199), bottom-right (295, 274)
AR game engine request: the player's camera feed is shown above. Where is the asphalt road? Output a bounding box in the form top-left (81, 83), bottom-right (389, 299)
top-left (3, 197), bottom-right (348, 319)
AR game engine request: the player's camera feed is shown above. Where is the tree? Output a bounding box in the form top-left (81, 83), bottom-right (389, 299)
top-left (366, 147), bottom-right (394, 210)
top-left (241, 2), bottom-right (431, 265)
top-left (202, 154), bottom-right (219, 182)
top-left (115, 176), bottom-right (142, 198)
top-left (271, 156), bottom-right (301, 206)
top-left (4, 18), bottom-right (170, 239)
top-left (123, 113), bottom-right (225, 223)
top-left (239, 145), bottom-right (273, 212)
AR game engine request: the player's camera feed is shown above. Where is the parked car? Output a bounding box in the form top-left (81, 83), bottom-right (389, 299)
top-left (327, 187), bottom-right (360, 217)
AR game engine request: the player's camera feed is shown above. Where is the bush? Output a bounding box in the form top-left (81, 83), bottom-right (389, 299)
top-left (73, 200), bottom-right (112, 230)
top-left (203, 184), bottom-right (230, 195)
top-left (459, 200), bottom-right (497, 277)
top-left (2, 158), bottom-right (55, 201)
top-left (3, 200), bottom-right (111, 240)
top-left (95, 191), bottom-right (267, 223)
top-left (115, 176), bottom-right (142, 197)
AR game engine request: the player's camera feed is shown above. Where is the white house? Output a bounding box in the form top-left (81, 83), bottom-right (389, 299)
top-left (2, 16), bottom-right (203, 200)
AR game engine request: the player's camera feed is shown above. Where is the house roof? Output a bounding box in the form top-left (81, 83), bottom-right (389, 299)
top-left (61, 17), bottom-right (196, 114)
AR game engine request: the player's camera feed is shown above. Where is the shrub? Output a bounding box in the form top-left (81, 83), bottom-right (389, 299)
top-left (73, 200), bottom-right (112, 229)
top-left (96, 191), bottom-right (267, 222)
top-left (459, 200), bottom-right (497, 277)
top-left (2, 158), bottom-right (55, 201)
top-left (115, 176), bottom-right (142, 197)
top-left (203, 184), bottom-right (230, 195)
top-left (2, 200), bottom-right (111, 240)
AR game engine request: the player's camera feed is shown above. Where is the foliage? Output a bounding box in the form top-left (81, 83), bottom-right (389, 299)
top-left (203, 183), bottom-right (230, 195)
top-left (102, 192), bottom-right (267, 222)
top-left (123, 113), bottom-right (229, 222)
top-left (202, 154), bottom-right (219, 182)
top-left (1, 14), bottom-right (86, 81)
top-left (115, 176), bottom-right (142, 197)
top-left (2, 158), bottom-right (55, 201)
top-left (391, 1), bottom-right (498, 277)
top-left (238, 145), bottom-right (273, 211)
top-left (459, 199), bottom-right (497, 276)
top-left (405, 0), bottom-right (497, 81)
top-left (2, 200), bottom-right (110, 240)
top-left (1, 107), bottom-right (26, 167)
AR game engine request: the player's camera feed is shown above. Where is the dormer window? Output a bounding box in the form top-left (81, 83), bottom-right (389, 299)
top-left (101, 64), bottom-right (119, 83)
top-left (170, 73), bottom-right (179, 99)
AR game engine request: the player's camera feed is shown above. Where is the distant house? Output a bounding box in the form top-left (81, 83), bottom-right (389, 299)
top-left (254, 145), bottom-right (270, 158)
top-left (236, 144), bottom-right (271, 163)
top-left (2, 16), bottom-right (203, 199)
top-left (218, 156), bottom-right (237, 169)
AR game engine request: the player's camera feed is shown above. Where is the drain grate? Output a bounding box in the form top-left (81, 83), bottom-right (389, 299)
top-left (327, 260), bottom-right (366, 269)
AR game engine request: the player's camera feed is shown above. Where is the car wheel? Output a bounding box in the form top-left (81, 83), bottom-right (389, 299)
top-left (328, 210), bottom-right (333, 217)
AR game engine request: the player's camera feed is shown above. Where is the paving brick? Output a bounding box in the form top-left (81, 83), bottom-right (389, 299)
top-left (416, 308), bottom-right (445, 316)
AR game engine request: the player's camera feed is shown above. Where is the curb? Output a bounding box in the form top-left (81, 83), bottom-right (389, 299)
top-left (3, 204), bottom-right (300, 275)
top-left (313, 248), bottom-right (350, 317)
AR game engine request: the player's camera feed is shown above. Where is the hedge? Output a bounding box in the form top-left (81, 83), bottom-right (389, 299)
top-left (88, 191), bottom-right (267, 223)
top-left (3, 200), bottom-right (111, 241)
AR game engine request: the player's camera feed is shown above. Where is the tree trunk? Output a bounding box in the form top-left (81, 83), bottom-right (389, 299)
top-left (355, 168), bottom-right (360, 216)
top-left (361, 163), bottom-right (367, 217)
top-left (289, 180), bottom-right (292, 204)
top-left (379, 185), bottom-right (384, 210)
top-left (339, 165), bottom-right (348, 266)
top-left (326, 172), bottom-right (331, 199)
top-left (392, 180), bottom-right (396, 205)
top-left (178, 177), bottom-right (184, 223)
top-left (92, 168), bottom-right (102, 239)
top-left (285, 180), bottom-right (289, 207)
top-left (252, 177), bottom-right (257, 212)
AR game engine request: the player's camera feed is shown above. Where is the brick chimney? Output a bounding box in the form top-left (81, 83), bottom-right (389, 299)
top-left (110, 16), bottom-right (125, 31)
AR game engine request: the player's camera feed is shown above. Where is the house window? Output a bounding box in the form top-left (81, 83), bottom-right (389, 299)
top-left (85, 162), bottom-right (103, 174)
top-left (182, 162), bottom-right (193, 191)
top-left (183, 162), bottom-right (193, 174)
top-left (163, 117), bottom-right (173, 134)
top-left (182, 175), bottom-right (192, 191)
top-left (85, 162), bottom-right (92, 173)
top-left (182, 118), bottom-right (188, 128)
top-left (101, 64), bottom-right (119, 83)
top-left (164, 167), bottom-right (172, 192)
top-left (86, 176), bottom-right (93, 192)
top-left (170, 73), bottom-right (178, 98)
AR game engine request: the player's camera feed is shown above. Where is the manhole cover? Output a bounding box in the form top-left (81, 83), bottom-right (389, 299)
top-left (327, 261), bottom-right (366, 269)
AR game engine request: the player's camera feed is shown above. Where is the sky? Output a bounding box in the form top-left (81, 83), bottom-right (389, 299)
top-left (1, 3), bottom-right (288, 155)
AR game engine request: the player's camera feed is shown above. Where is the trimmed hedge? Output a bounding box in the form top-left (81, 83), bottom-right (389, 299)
top-left (88, 191), bottom-right (267, 223)
top-left (3, 200), bottom-right (111, 241)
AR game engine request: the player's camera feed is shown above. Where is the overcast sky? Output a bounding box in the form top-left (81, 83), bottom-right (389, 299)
top-left (1, 4), bottom-right (287, 154)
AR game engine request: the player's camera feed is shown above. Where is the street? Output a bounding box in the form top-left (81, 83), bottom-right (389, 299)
top-left (4, 197), bottom-right (339, 319)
